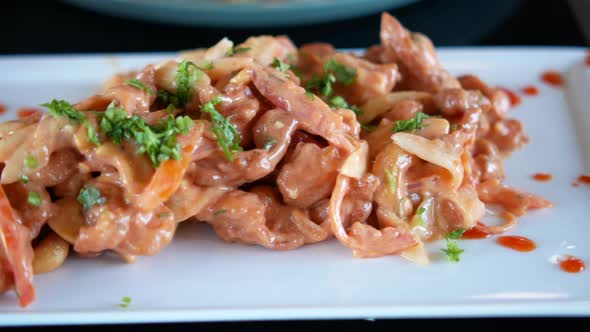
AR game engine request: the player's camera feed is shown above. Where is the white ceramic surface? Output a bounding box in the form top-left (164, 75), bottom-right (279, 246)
top-left (0, 48), bottom-right (588, 325)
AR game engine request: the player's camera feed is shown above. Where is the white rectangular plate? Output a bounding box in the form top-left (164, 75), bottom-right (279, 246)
top-left (0, 48), bottom-right (589, 325)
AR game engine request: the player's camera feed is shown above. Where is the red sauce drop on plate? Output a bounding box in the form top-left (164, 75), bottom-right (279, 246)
top-left (522, 85), bottom-right (539, 96)
top-left (497, 87), bottom-right (521, 107)
top-left (560, 256), bottom-right (585, 274)
top-left (532, 172), bottom-right (552, 182)
top-left (496, 235), bottom-right (536, 252)
top-left (0, 104), bottom-right (6, 115)
top-left (17, 107), bottom-right (42, 119)
top-left (578, 175), bottom-right (590, 185)
top-left (541, 70), bottom-right (563, 87)
top-left (585, 52), bottom-right (590, 66)
top-left (462, 227), bottom-right (491, 239)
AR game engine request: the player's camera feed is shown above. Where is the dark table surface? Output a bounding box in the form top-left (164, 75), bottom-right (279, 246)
top-left (1, 0), bottom-right (589, 330)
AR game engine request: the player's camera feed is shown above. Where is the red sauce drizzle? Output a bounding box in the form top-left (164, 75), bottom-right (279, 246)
top-left (585, 52), bottom-right (590, 66)
top-left (497, 87), bottom-right (521, 107)
top-left (17, 107), bottom-right (42, 119)
top-left (521, 85), bottom-right (539, 96)
top-left (540, 70), bottom-right (563, 87)
top-left (578, 175), bottom-right (590, 185)
top-left (560, 256), bottom-right (585, 274)
top-left (462, 227), bottom-right (491, 239)
top-left (496, 235), bottom-right (536, 252)
top-left (532, 172), bottom-right (552, 182)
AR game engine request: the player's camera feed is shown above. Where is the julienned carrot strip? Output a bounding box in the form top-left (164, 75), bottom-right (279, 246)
top-left (137, 122), bottom-right (204, 211)
top-left (0, 185), bottom-right (35, 307)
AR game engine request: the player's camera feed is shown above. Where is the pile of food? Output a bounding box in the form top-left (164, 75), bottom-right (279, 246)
top-left (0, 13), bottom-right (551, 307)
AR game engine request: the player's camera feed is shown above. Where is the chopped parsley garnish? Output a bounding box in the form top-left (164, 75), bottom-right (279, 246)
top-left (306, 59), bottom-right (357, 100)
top-left (304, 91), bottom-right (316, 100)
top-left (119, 296), bottom-right (132, 308)
top-left (77, 184), bottom-right (106, 211)
top-left (328, 95), bottom-right (361, 115)
top-left (20, 175), bottom-right (29, 184)
top-left (214, 209), bottom-right (227, 215)
top-left (263, 137), bottom-right (277, 150)
top-left (199, 61), bottom-right (214, 70)
top-left (441, 228), bottom-right (467, 263)
top-left (416, 207), bottom-right (426, 226)
top-left (157, 90), bottom-right (181, 109)
top-left (25, 155), bottom-right (38, 169)
top-left (324, 59), bottom-right (357, 85)
top-left (42, 99), bottom-right (100, 145)
top-left (450, 123), bottom-right (459, 132)
top-left (200, 96), bottom-right (243, 161)
top-left (159, 212), bottom-right (170, 219)
top-left (225, 46), bottom-right (251, 57)
top-left (99, 102), bottom-right (193, 167)
top-left (27, 192), bottom-right (41, 207)
top-left (384, 169), bottom-right (396, 193)
top-left (124, 79), bottom-right (154, 95)
top-left (174, 60), bottom-right (204, 107)
top-left (306, 72), bottom-right (336, 98)
top-left (272, 58), bottom-right (290, 76)
top-left (392, 112), bottom-right (429, 133)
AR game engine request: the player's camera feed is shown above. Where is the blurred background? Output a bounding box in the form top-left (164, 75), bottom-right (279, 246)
top-left (0, 0), bottom-right (587, 55)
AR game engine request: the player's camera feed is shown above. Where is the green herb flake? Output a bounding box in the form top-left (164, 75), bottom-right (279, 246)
top-left (159, 212), bottom-right (170, 219)
top-left (272, 58), bottom-right (290, 76)
top-left (199, 61), bottom-right (214, 70)
top-left (214, 209), bottom-right (227, 215)
top-left (119, 296), bottom-right (132, 308)
top-left (263, 137), bottom-right (277, 150)
top-left (306, 73), bottom-right (335, 98)
top-left (416, 207), bottom-right (426, 226)
top-left (77, 184), bottom-right (107, 211)
top-left (304, 91), bottom-right (316, 100)
top-left (200, 96), bottom-right (243, 161)
top-left (20, 175), bottom-right (29, 184)
top-left (225, 47), bottom-right (251, 57)
top-left (305, 59), bottom-right (357, 99)
top-left (324, 59), bottom-right (357, 85)
top-left (99, 102), bottom-right (193, 167)
top-left (174, 60), bottom-right (204, 107)
top-left (42, 99), bottom-right (101, 146)
top-left (27, 192), bottom-right (41, 207)
top-left (328, 96), bottom-right (362, 115)
top-left (392, 112), bottom-right (429, 133)
top-left (384, 169), bottom-right (396, 193)
top-left (124, 79), bottom-right (154, 95)
top-left (441, 228), bottom-right (467, 262)
top-left (25, 155), bottom-right (39, 169)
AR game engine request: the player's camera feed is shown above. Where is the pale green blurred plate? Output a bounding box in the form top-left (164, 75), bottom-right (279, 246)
top-left (64, 0), bottom-right (418, 27)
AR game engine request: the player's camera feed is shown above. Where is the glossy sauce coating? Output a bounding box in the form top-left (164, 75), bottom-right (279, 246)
top-left (496, 235), bottom-right (536, 252)
top-left (560, 256), bottom-right (585, 273)
top-left (532, 172), bottom-right (552, 182)
top-left (541, 71), bottom-right (563, 87)
top-left (522, 85), bottom-right (539, 96)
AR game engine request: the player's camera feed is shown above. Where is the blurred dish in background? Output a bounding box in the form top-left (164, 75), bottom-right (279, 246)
top-left (63, 0), bottom-right (418, 27)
